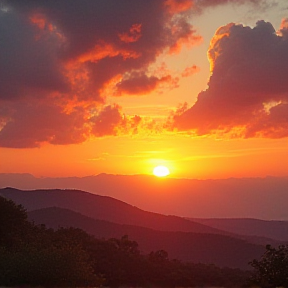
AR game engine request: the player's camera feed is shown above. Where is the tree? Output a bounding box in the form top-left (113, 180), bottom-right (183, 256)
top-left (149, 249), bottom-right (169, 263)
top-left (0, 196), bottom-right (104, 287)
top-left (250, 244), bottom-right (288, 288)
top-left (0, 196), bottom-right (30, 248)
top-left (0, 243), bottom-right (103, 287)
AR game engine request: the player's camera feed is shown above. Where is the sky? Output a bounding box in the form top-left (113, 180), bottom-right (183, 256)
top-left (0, 0), bottom-right (288, 179)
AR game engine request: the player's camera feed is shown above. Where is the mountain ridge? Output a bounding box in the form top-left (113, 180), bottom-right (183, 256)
top-left (2, 187), bottom-right (287, 242)
top-left (27, 206), bottom-right (264, 269)
top-left (190, 217), bottom-right (288, 242)
top-left (2, 187), bottom-right (285, 269)
top-left (0, 187), bottom-right (229, 235)
top-left (1, 173), bottom-right (287, 220)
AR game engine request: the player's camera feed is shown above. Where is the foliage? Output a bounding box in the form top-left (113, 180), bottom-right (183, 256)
top-left (0, 196), bottom-right (30, 248)
top-left (0, 195), bottom-right (251, 287)
top-left (0, 196), bottom-right (103, 287)
top-left (0, 244), bottom-right (101, 287)
top-left (249, 244), bottom-right (288, 287)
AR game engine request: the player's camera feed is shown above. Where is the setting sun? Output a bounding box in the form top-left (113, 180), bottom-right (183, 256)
top-left (153, 165), bottom-right (170, 177)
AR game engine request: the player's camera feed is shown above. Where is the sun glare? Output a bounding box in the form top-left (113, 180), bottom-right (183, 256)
top-left (153, 165), bottom-right (170, 177)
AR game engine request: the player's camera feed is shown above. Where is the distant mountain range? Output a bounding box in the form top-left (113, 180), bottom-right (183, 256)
top-left (1, 187), bottom-right (288, 269)
top-left (1, 173), bottom-right (288, 220)
top-left (190, 218), bottom-right (288, 242)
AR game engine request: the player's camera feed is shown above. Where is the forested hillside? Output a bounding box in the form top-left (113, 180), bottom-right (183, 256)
top-left (1, 187), bottom-right (270, 269)
top-left (1, 195), bottom-right (251, 287)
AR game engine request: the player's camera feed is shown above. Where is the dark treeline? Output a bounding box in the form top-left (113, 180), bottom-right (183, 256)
top-left (1, 195), bottom-right (285, 287)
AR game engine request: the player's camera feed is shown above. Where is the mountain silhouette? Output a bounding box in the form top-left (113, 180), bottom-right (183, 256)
top-left (190, 218), bottom-right (288, 242)
top-left (1, 173), bottom-right (287, 220)
top-left (2, 187), bottom-right (284, 269)
top-left (0, 187), bottom-right (229, 235)
top-left (27, 206), bottom-right (264, 269)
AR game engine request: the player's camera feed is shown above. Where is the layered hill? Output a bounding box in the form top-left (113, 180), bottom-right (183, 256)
top-left (1, 173), bottom-right (287, 220)
top-left (0, 187), bottom-right (228, 235)
top-left (190, 218), bottom-right (288, 242)
top-left (27, 206), bottom-right (264, 269)
top-left (1, 187), bottom-right (281, 269)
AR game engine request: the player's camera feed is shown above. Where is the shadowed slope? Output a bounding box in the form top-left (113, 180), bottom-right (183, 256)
top-left (0, 187), bottom-right (227, 235)
top-left (28, 206), bottom-right (264, 269)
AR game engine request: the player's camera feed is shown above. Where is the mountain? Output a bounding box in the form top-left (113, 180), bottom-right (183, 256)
top-left (2, 187), bottom-right (282, 269)
top-left (190, 218), bottom-right (288, 242)
top-left (27, 206), bottom-right (264, 269)
top-left (1, 173), bottom-right (288, 220)
top-left (0, 187), bottom-right (228, 235)
top-left (1, 187), bottom-right (284, 246)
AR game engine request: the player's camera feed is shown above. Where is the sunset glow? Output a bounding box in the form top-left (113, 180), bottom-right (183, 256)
top-left (0, 0), bottom-right (287, 180)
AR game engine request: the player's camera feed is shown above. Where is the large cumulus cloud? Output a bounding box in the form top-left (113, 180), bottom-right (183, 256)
top-left (0, 0), bottom-right (268, 147)
top-left (172, 19), bottom-right (288, 138)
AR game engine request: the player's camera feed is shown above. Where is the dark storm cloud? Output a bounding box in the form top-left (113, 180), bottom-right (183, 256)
top-left (172, 20), bottom-right (288, 138)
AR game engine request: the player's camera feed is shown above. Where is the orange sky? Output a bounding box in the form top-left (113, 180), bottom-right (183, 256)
top-left (0, 0), bottom-right (287, 179)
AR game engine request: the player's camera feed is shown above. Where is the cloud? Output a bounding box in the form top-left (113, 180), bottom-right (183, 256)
top-left (171, 20), bottom-right (288, 138)
top-left (0, 0), bottom-right (201, 147)
top-left (118, 23), bottom-right (142, 43)
top-left (90, 104), bottom-right (129, 137)
top-left (0, 0), bottom-right (270, 147)
top-left (2, 0), bottom-right (201, 100)
top-left (279, 17), bottom-right (288, 35)
top-left (181, 65), bottom-right (200, 77)
top-left (193, 0), bottom-right (270, 12)
top-left (0, 9), bottom-right (67, 100)
top-left (0, 100), bottom-right (88, 148)
top-left (115, 72), bottom-right (179, 96)
top-left (0, 101), bottom-right (142, 148)
top-left (164, 0), bottom-right (194, 14)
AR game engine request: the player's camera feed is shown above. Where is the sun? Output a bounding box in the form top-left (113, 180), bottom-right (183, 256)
top-left (153, 165), bottom-right (170, 177)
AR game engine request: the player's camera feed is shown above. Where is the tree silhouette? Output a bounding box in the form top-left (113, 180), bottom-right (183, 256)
top-left (0, 196), bottom-right (103, 287)
top-left (0, 196), bottom-right (29, 248)
top-left (0, 196), bottom-right (254, 287)
top-left (250, 244), bottom-right (288, 287)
